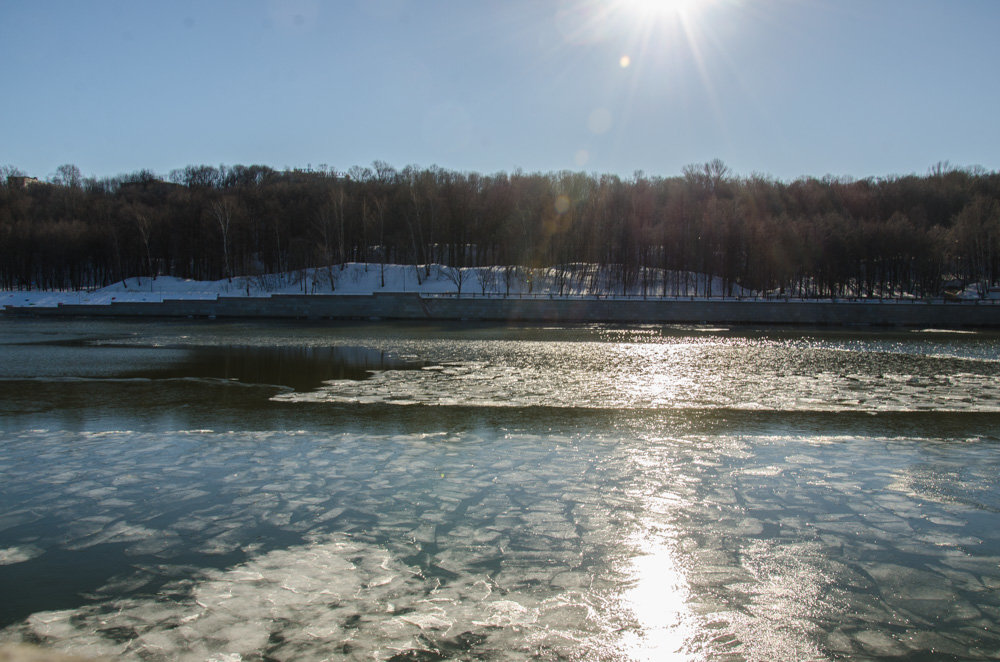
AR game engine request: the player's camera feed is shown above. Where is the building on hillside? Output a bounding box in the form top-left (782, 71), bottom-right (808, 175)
top-left (7, 176), bottom-right (40, 188)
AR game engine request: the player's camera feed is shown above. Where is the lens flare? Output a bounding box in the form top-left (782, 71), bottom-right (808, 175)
top-left (621, 0), bottom-right (701, 20)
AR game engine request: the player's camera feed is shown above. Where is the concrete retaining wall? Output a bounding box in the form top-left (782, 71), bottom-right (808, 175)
top-left (6, 292), bottom-right (1000, 327)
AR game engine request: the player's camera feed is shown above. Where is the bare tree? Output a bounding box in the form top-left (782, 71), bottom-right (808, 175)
top-left (134, 208), bottom-right (155, 282)
top-left (52, 164), bottom-right (83, 188)
top-left (211, 198), bottom-right (235, 281)
top-left (443, 265), bottom-right (467, 296)
top-left (374, 196), bottom-right (387, 288)
top-left (314, 200), bottom-right (337, 290)
top-left (479, 266), bottom-right (498, 296)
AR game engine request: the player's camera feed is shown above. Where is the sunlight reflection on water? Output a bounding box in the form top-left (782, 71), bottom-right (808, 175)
top-left (617, 441), bottom-right (699, 661)
top-left (2, 321), bottom-right (1000, 660)
top-left (270, 333), bottom-right (1000, 413)
top-left (621, 533), bottom-right (697, 661)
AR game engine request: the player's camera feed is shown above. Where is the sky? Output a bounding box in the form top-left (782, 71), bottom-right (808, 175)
top-left (2, 0), bottom-right (999, 183)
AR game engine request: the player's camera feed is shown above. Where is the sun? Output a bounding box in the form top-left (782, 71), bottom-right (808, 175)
top-left (619, 0), bottom-right (703, 21)
top-left (611, 0), bottom-right (708, 69)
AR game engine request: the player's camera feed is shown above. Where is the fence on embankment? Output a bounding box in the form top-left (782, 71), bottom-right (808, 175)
top-left (6, 292), bottom-right (1000, 327)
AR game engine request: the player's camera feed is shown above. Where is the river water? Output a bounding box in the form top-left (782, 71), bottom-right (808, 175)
top-left (1, 319), bottom-right (999, 661)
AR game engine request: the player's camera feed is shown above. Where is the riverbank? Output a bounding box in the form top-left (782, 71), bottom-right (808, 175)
top-left (5, 291), bottom-right (1000, 327)
top-left (4, 264), bottom-right (999, 327)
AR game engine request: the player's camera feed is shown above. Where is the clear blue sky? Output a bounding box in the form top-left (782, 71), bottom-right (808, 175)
top-left (2, 0), bottom-right (999, 182)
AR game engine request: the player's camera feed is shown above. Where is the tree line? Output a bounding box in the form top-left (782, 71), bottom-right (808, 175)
top-left (2, 160), bottom-right (999, 298)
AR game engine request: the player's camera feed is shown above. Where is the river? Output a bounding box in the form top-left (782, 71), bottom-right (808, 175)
top-left (1, 319), bottom-right (999, 660)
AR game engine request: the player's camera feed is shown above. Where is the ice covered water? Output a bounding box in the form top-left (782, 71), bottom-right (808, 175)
top-left (1, 320), bottom-right (1000, 660)
top-left (271, 332), bottom-right (1000, 412)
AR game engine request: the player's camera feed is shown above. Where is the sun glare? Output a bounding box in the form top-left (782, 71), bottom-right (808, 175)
top-left (610, 0), bottom-right (718, 108)
top-left (621, 0), bottom-right (702, 21)
top-left (611, 0), bottom-right (709, 61)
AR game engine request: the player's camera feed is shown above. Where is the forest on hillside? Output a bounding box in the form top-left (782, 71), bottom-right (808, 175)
top-left (2, 160), bottom-right (999, 298)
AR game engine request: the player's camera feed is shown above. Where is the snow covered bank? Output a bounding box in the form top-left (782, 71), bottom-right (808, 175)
top-left (2, 263), bottom-right (753, 310)
top-left (3, 264), bottom-right (999, 327)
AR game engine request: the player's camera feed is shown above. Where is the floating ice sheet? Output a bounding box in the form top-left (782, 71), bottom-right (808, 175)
top-left (270, 336), bottom-right (1000, 412)
top-left (3, 423), bottom-right (1000, 657)
top-left (0, 545), bottom-right (43, 565)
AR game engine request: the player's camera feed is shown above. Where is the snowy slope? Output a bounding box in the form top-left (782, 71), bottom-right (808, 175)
top-left (2, 263), bottom-right (754, 309)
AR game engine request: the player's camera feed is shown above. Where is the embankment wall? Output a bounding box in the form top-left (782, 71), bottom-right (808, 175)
top-left (6, 293), bottom-right (1000, 327)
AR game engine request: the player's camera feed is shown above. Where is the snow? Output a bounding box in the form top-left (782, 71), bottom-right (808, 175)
top-left (5, 262), bottom-right (999, 312)
top-left (5, 263), bottom-right (998, 311)
top-left (0, 263), bottom-right (754, 310)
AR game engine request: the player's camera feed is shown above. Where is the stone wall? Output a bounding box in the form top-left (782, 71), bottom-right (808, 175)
top-left (6, 293), bottom-right (1000, 327)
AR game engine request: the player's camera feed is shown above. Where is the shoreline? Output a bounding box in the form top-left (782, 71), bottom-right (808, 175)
top-left (5, 292), bottom-right (1000, 328)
